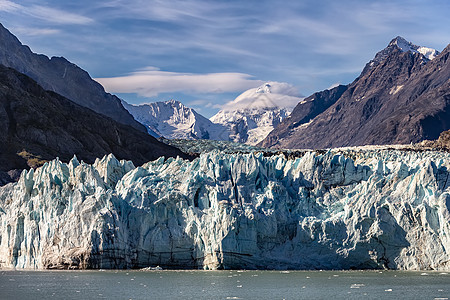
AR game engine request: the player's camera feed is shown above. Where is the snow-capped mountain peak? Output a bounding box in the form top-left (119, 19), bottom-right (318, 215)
top-left (210, 82), bottom-right (303, 145)
top-left (364, 36), bottom-right (440, 74)
top-left (219, 81), bottom-right (302, 112)
top-left (122, 99), bottom-right (228, 140)
top-left (390, 36), bottom-right (416, 51)
top-left (390, 36), bottom-right (439, 60)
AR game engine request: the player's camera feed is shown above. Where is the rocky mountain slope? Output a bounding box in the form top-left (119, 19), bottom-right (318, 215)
top-left (261, 37), bottom-right (449, 149)
top-left (122, 100), bottom-right (228, 140)
top-left (0, 23), bottom-right (145, 132)
top-left (261, 85), bottom-right (348, 147)
top-left (0, 65), bottom-right (189, 184)
top-left (1, 147), bottom-right (449, 270)
top-left (211, 82), bottom-right (302, 145)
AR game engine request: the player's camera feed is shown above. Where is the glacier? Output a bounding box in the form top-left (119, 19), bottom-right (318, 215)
top-left (0, 148), bottom-right (449, 270)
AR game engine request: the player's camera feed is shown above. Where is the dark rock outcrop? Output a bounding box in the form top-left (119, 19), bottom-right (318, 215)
top-left (0, 23), bottom-right (146, 132)
top-left (420, 129), bottom-right (450, 150)
top-left (0, 65), bottom-right (190, 184)
top-left (261, 37), bottom-right (450, 149)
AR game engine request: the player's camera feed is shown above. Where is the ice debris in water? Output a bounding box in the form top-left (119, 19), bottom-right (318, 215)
top-left (0, 148), bottom-right (450, 270)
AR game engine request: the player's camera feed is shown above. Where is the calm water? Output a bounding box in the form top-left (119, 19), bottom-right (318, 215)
top-left (0, 269), bottom-right (449, 299)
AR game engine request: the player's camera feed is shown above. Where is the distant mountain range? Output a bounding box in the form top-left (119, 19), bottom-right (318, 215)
top-left (124, 82), bottom-right (302, 145)
top-left (261, 36), bottom-right (450, 149)
top-left (126, 36), bottom-right (449, 151)
top-left (210, 82), bottom-right (301, 145)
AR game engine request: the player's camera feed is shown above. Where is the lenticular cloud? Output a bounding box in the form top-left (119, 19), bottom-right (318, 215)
top-left (95, 67), bottom-right (264, 97)
top-left (219, 81), bottom-right (303, 111)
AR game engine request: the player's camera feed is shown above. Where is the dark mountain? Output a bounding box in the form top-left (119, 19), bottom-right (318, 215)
top-left (261, 84), bottom-right (347, 147)
top-left (0, 23), bottom-right (145, 132)
top-left (0, 64), bottom-right (190, 184)
top-left (260, 37), bottom-right (450, 149)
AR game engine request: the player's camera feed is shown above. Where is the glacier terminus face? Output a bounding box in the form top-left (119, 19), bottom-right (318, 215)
top-left (0, 148), bottom-right (449, 270)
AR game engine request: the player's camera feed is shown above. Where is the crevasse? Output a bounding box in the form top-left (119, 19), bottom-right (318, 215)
top-left (0, 149), bottom-right (449, 270)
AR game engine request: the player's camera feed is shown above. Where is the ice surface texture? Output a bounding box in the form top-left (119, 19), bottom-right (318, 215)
top-left (0, 149), bottom-right (449, 270)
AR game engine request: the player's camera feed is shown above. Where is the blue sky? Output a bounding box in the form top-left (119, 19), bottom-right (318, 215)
top-left (0, 0), bottom-right (449, 117)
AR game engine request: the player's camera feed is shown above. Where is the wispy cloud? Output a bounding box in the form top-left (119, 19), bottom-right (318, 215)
top-left (96, 0), bottom-right (240, 25)
top-left (0, 1), bottom-right (93, 25)
top-left (10, 26), bottom-right (60, 36)
top-left (0, 0), bottom-right (20, 11)
top-left (91, 0), bottom-right (262, 60)
top-left (26, 5), bottom-right (93, 25)
top-left (95, 67), bottom-right (264, 97)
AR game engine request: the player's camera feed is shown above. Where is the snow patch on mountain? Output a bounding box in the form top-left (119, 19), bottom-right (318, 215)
top-left (392, 36), bottom-right (439, 60)
top-left (211, 82), bottom-right (303, 145)
top-left (122, 99), bottom-right (228, 140)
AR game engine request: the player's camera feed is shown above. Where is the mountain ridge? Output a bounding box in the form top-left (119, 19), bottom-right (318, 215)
top-left (0, 23), bottom-right (146, 132)
top-left (260, 37), bottom-right (449, 149)
top-left (122, 99), bottom-right (229, 140)
top-left (124, 82), bottom-right (301, 145)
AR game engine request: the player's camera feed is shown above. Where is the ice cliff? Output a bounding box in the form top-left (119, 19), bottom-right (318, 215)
top-left (0, 148), bottom-right (449, 270)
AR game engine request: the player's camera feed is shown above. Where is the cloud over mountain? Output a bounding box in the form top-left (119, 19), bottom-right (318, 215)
top-left (95, 67), bottom-right (264, 97)
top-left (219, 81), bottom-right (303, 111)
